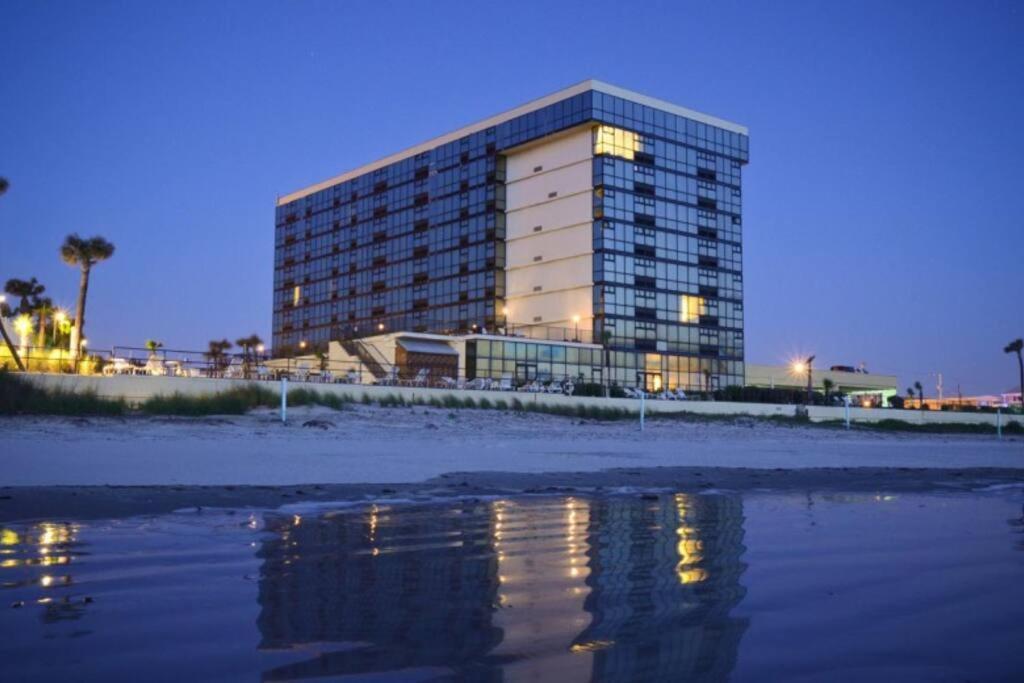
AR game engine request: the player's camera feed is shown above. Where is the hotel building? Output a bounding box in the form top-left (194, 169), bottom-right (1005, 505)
top-left (273, 80), bottom-right (748, 391)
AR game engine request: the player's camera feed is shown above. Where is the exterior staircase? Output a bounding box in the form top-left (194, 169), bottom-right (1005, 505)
top-left (339, 339), bottom-right (390, 381)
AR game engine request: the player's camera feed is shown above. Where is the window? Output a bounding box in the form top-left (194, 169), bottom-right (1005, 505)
top-left (594, 125), bottom-right (641, 160)
top-left (680, 295), bottom-right (703, 323)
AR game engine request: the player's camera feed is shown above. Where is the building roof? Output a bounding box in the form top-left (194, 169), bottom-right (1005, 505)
top-left (276, 79), bottom-right (748, 206)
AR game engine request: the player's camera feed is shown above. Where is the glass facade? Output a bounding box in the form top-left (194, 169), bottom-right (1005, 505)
top-left (274, 85), bottom-right (749, 391)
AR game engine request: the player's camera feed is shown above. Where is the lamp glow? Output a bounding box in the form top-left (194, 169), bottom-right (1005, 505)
top-left (13, 314), bottom-right (32, 338)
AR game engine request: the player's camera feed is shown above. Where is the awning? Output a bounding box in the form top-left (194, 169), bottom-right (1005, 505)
top-left (397, 338), bottom-right (459, 356)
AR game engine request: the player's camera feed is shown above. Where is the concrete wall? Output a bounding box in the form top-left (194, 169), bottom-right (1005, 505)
top-left (505, 127), bottom-right (594, 330)
top-left (16, 373), bottom-right (1022, 429)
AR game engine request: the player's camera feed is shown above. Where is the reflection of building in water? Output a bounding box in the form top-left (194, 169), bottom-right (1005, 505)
top-left (489, 498), bottom-right (596, 679)
top-left (576, 494), bottom-right (748, 681)
top-left (256, 502), bottom-right (503, 680)
top-left (256, 494), bottom-right (747, 681)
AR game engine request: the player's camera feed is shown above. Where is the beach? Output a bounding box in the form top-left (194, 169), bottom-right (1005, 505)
top-left (2, 404), bottom-right (1022, 521)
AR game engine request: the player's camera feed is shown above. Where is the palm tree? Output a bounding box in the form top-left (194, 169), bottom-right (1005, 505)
top-left (60, 234), bottom-right (115, 359)
top-left (205, 339), bottom-right (232, 375)
top-left (145, 339), bottom-right (164, 358)
top-left (1005, 339), bottom-right (1023, 411)
top-left (905, 387), bottom-right (915, 408)
top-left (4, 277), bottom-right (45, 315)
top-left (33, 297), bottom-right (54, 352)
top-left (822, 378), bottom-right (835, 403)
top-left (0, 298), bottom-right (24, 371)
top-left (235, 334), bottom-right (263, 377)
top-left (914, 381), bottom-right (924, 410)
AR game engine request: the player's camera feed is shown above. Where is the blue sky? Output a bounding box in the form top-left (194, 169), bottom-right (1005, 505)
top-left (1, 0), bottom-right (1021, 394)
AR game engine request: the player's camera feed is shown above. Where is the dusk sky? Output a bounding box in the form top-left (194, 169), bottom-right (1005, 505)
top-left (1, 0), bottom-right (1021, 395)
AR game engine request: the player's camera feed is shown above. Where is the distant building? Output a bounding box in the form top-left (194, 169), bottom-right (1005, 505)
top-left (274, 80), bottom-right (749, 392)
top-left (745, 363), bottom-right (898, 403)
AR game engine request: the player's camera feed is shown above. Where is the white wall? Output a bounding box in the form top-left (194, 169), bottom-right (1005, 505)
top-left (505, 127), bottom-right (594, 330)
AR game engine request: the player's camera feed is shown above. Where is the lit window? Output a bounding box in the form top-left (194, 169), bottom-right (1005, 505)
top-left (680, 295), bottom-right (704, 323)
top-left (594, 125), bottom-right (641, 160)
top-left (293, 286), bottom-right (301, 306)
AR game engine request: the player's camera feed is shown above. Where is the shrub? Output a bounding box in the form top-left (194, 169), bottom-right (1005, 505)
top-left (141, 384), bottom-right (276, 416)
top-left (0, 371), bottom-right (126, 416)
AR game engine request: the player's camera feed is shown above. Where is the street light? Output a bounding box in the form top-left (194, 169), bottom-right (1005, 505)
top-left (14, 314), bottom-right (32, 361)
top-left (572, 315), bottom-right (581, 342)
top-left (800, 355), bottom-right (816, 404)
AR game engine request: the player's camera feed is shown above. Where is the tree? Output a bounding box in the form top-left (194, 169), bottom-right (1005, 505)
top-left (205, 339), bottom-right (232, 374)
top-left (60, 234), bottom-right (115, 359)
top-left (234, 334), bottom-right (263, 362)
top-left (33, 297), bottom-right (54, 352)
top-left (1005, 339), bottom-right (1023, 411)
top-left (235, 334), bottom-right (263, 378)
top-left (4, 277), bottom-right (45, 316)
top-left (0, 298), bottom-right (24, 371)
top-left (822, 378), bottom-right (835, 403)
top-left (914, 381), bottom-right (924, 410)
top-left (145, 339), bottom-right (164, 358)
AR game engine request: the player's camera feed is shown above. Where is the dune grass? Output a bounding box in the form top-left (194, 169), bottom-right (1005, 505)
top-left (140, 384), bottom-right (358, 416)
top-left (0, 371), bottom-right (126, 416)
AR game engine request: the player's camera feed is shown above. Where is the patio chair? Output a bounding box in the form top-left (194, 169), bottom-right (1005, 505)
top-left (345, 369), bottom-right (360, 384)
top-left (293, 362), bottom-right (311, 383)
top-left (497, 374), bottom-right (513, 391)
top-left (376, 367), bottom-right (399, 386)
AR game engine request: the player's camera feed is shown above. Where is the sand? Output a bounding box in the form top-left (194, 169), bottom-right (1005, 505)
top-left (1, 404), bottom-right (1022, 521)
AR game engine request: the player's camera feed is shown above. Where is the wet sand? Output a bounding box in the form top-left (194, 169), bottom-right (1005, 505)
top-left (2, 465), bottom-right (1022, 522)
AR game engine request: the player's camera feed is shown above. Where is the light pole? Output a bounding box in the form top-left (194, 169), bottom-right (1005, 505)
top-left (804, 355), bottom-right (815, 404)
top-left (14, 314), bottom-right (32, 367)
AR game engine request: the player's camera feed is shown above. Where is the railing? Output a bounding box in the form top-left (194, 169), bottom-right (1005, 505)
top-left (328, 314), bottom-right (595, 346)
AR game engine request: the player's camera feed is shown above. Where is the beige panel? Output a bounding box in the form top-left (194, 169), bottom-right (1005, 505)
top-left (507, 223), bottom-right (593, 268)
top-left (506, 193), bottom-right (593, 239)
top-left (506, 255), bottom-right (592, 297)
top-left (506, 161), bottom-right (592, 210)
top-left (506, 287), bottom-right (594, 330)
top-left (505, 128), bottom-right (593, 181)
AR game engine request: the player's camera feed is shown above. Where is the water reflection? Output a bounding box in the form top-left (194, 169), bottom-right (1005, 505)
top-left (0, 521), bottom-right (87, 623)
top-left (256, 494), bottom-right (747, 681)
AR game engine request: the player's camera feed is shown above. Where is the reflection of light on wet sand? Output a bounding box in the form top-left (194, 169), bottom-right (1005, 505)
top-left (675, 494), bottom-right (708, 584)
top-left (0, 522), bottom-right (78, 569)
top-left (490, 498), bottom-right (594, 678)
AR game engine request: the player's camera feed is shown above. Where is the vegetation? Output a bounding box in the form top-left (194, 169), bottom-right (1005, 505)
top-left (0, 370), bottom-right (125, 415)
top-left (1005, 338), bottom-right (1023, 410)
top-left (60, 234), bottom-right (116, 358)
top-left (205, 339), bottom-right (232, 372)
top-left (140, 384), bottom-right (277, 416)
